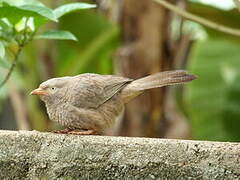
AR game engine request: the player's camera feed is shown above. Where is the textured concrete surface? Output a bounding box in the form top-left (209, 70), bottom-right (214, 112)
top-left (0, 130), bottom-right (239, 179)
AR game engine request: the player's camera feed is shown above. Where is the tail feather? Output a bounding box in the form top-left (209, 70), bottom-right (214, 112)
top-left (121, 70), bottom-right (196, 103)
top-left (133, 70), bottom-right (187, 84)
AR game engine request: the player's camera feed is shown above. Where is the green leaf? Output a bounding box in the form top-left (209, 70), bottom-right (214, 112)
top-left (0, 42), bottom-right (5, 58)
top-left (19, 5), bottom-right (57, 22)
top-left (35, 30), bottom-right (77, 41)
top-left (0, 19), bottom-right (11, 30)
top-left (0, 3), bottom-right (57, 26)
top-left (54, 2), bottom-right (96, 19)
top-left (0, 0), bottom-right (45, 7)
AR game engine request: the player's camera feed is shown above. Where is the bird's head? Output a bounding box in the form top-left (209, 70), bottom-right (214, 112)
top-left (30, 76), bottom-right (73, 104)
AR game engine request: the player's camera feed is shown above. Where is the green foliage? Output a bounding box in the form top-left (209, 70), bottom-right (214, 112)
top-left (54, 2), bottom-right (96, 19)
top-left (185, 1), bottom-right (240, 142)
top-left (0, 0), bottom-right (96, 44)
top-left (0, 3), bottom-right (56, 26)
top-left (35, 30), bottom-right (77, 41)
top-left (187, 1), bottom-right (240, 40)
top-left (56, 10), bottom-right (119, 76)
top-left (186, 37), bottom-right (240, 141)
top-left (0, 0), bottom-right (96, 79)
top-left (0, 41), bottom-right (5, 58)
top-left (0, 0), bottom-right (44, 6)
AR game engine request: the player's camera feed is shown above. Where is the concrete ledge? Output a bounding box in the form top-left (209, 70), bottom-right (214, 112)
top-left (0, 130), bottom-right (239, 179)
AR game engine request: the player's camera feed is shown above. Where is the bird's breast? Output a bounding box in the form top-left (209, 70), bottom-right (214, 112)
top-left (46, 103), bottom-right (69, 126)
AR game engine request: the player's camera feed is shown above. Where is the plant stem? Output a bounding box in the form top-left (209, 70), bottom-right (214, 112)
top-left (0, 45), bottom-right (23, 88)
top-left (153, 0), bottom-right (240, 37)
top-left (0, 18), bottom-right (32, 88)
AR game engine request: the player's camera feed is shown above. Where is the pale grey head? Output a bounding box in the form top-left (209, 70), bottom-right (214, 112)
top-left (31, 76), bottom-right (73, 105)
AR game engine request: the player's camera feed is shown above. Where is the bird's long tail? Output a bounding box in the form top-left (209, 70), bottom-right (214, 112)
top-left (121, 70), bottom-right (196, 103)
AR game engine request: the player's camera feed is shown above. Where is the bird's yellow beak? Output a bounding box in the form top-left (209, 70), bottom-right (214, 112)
top-left (30, 88), bottom-right (48, 95)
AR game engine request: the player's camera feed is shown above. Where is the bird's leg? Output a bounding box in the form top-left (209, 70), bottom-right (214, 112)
top-left (53, 128), bottom-right (71, 134)
top-left (67, 129), bottom-right (97, 135)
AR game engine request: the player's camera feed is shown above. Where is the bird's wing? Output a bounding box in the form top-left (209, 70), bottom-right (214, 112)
top-left (69, 74), bottom-right (133, 109)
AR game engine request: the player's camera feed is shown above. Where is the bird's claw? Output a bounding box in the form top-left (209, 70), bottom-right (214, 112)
top-left (67, 129), bottom-right (97, 135)
top-left (52, 128), bottom-right (71, 134)
top-left (52, 129), bottom-right (97, 135)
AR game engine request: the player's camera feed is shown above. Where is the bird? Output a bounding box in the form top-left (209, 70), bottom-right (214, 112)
top-left (31, 70), bottom-right (196, 135)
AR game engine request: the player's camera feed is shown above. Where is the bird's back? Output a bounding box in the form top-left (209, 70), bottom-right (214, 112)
top-left (68, 73), bottom-right (133, 109)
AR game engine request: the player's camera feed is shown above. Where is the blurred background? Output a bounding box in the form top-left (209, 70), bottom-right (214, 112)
top-left (0, 0), bottom-right (240, 142)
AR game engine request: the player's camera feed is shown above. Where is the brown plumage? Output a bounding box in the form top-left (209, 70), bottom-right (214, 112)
top-left (31, 70), bottom-right (196, 135)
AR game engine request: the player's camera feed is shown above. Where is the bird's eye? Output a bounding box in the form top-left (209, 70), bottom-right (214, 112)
top-left (51, 87), bottom-right (56, 90)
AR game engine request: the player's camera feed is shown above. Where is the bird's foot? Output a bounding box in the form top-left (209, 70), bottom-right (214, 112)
top-left (67, 129), bottom-right (97, 135)
top-left (53, 128), bottom-right (71, 134)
